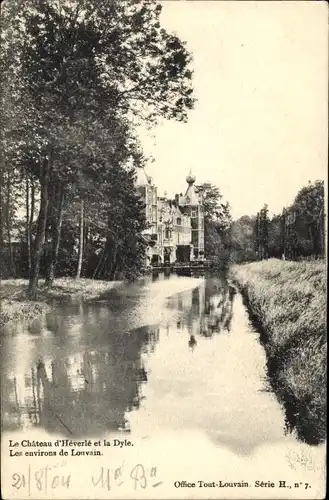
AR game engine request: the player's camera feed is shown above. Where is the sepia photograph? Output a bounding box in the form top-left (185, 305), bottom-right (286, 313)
top-left (0, 0), bottom-right (327, 499)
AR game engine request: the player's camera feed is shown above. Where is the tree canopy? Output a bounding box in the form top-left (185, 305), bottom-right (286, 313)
top-left (229, 180), bottom-right (325, 264)
top-left (195, 182), bottom-right (231, 266)
top-left (0, 0), bottom-right (195, 295)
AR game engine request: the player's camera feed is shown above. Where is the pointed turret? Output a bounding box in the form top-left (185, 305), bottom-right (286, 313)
top-left (179, 170), bottom-right (201, 206)
top-left (135, 166), bottom-right (152, 187)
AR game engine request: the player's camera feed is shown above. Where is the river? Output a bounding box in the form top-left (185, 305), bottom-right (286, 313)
top-left (1, 273), bottom-right (326, 499)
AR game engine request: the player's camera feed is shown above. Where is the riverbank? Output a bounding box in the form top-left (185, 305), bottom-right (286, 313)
top-left (0, 278), bottom-right (123, 327)
top-left (231, 259), bottom-right (327, 444)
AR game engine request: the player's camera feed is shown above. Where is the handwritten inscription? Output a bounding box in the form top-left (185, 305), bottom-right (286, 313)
top-left (92, 464), bottom-right (162, 490)
top-left (11, 463), bottom-right (162, 495)
top-left (11, 463), bottom-right (71, 496)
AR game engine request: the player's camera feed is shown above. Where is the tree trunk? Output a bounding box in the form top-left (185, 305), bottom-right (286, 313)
top-left (76, 199), bottom-right (84, 279)
top-left (319, 218), bottom-right (324, 257)
top-left (98, 238), bottom-right (113, 280)
top-left (92, 245), bottom-right (105, 279)
top-left (29, 178), bottom-right (35, 275)
top-left (308, 225), bottom-right (315, 257)
top-left (45, 186), bottom-right (64, 288)
top-left (317, 207), bottom-right (324, 257)
top-left (26, 174), bottom-right (32, 277)
top-left (28, 151), bottom-right (52, 299)
top-left (109, 246), bottom-right (118, 281)
top-left (0, 164), bottom-right (4, 247)
top-left (5, 172), bottom-right (14, 276)
top-left (100, 231), bottom-right (117, 280)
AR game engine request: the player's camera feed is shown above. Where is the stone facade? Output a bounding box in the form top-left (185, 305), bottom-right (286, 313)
top-left (135, 168), bottom-right (205, 266)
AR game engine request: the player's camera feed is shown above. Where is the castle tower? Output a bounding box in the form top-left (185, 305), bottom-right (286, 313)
top-left (135, 166), bottom-right (163, 265)
top-left (178, 171), bottom-right (205, 260)
top-left (135, 167), bottom-right (158, 236)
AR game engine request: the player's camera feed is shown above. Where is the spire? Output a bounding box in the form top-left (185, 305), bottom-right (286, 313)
top-left (186, 169), bottom-right (196, 186)
top-left (179, 170), bottom-right (200, 206)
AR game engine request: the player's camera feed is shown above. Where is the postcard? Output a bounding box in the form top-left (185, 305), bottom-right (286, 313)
top-left (0, 0), bottom-right (327, 499)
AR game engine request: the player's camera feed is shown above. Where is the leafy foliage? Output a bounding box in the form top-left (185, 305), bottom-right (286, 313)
top-left (230, 181), bottom-right (325, 264)
top-left (0, 0), bottom-right (195, 293)
top-left (284, 180), bottom-right (325, 258)
top-left (230, 215), bottom-right (258, 263)
top-left (195, 182), bottom-right (231, 266)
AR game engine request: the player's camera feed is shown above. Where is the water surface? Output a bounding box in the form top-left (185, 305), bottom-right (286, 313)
top-left (1, 274), bottom-right (325, 497)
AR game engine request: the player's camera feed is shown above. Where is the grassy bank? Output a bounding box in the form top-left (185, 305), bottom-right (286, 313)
top-left (0, 278), bottom-right (122, 327)
top-left (231, 259), bottom-right (327, 443)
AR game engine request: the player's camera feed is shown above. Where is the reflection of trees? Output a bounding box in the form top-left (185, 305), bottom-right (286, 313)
top-left (2, 278), bottom-right (236, 436)
top-left (2, 323), bottom-right (160, 437)
top-left (1, 370), bottom-right (40, 432)
top-left (200, 282), bottom-right (236, 336)
top-left (169, 279), bottom-right (236, 339)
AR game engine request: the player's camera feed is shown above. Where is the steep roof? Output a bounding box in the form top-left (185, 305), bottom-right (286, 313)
top-left (135, 167), bottom-right (151, 187)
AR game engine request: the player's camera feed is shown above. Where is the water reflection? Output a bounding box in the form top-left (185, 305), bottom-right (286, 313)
top-left (188, 335), bottom-right (197, 351)
top-left (0, 274), bottom-right (319, 450)
top-left (1, 277), bottom-right (236, 437)
top-left (168, 279), bottom-right (236, 337)
top-left (2, 320), bottom-right (159, 436)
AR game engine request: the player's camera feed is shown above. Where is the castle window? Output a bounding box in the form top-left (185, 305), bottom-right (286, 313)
top-left (176, 217), bottom-right (181, 225)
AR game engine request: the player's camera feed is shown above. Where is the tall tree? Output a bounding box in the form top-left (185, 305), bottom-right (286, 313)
top-left (230, 215), bottom-right (258, 263)
top-left (1, 0), bottom-right (195, 296)
top-left (292, 180), bottom-right (325, 257)
top-left (267, 214), bottom-right (283, 259)
top-left (76, 199), bottom-right (84, 279)
top-left (195, 182), bottom-right (231, 264)
top-left (255, 204), bottom-right (269, 260)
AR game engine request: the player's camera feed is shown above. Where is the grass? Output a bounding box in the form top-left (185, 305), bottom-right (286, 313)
top-left (0, 278), bottom-right (122, 327)
top-left (231, 259), bottom-right (327, 443)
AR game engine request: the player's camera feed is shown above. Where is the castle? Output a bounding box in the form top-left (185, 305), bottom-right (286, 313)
top-left (135, 168), bottom-right (205, 266)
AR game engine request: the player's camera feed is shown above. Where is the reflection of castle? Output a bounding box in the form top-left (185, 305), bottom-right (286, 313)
top-left (135, 168), bottom-right (205, 265)
top-left (169, 280), bottom-right (236, 338)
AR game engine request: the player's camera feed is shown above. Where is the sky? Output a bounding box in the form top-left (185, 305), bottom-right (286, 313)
top-left (138, 1), bottom-right (328, 219)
